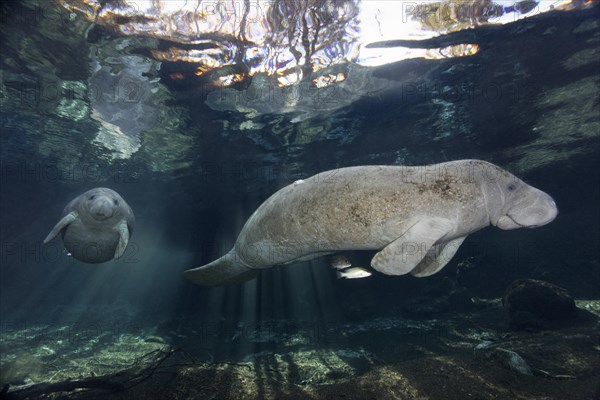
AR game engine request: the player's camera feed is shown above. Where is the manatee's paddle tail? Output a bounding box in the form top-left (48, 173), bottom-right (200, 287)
top-left (184, 252), bottom-right (259, 286)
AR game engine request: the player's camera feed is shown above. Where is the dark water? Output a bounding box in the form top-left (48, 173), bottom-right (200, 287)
top-left (1, 1), bottom-right (599, 399)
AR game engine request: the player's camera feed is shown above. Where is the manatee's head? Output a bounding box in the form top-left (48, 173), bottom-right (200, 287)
top-left (80, 187), bottom-right (125, 222)
top-left (479, 163), bottom-right (558, 230)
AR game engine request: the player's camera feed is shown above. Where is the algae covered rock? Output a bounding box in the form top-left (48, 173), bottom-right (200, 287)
top-left (503, 279), bottom-right (576, 331)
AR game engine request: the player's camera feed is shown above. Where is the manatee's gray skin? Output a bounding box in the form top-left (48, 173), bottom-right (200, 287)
top-left (43, 188), bottom-right (135, 263)
top-left (184, 160), bottom-right (557, 286)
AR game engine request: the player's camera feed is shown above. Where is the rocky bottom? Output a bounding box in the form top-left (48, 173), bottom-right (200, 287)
top-left (1, 300), bottom-right (599, 400)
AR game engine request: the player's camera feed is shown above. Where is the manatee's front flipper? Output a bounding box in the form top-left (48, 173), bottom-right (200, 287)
top-left (410, 236), bottom-right (466, 277)
top-left (184, 251), bottom-right (259, 286)
top-left (43, 211), bottom-right (79, 244)
top-left (371, 217), bottom-right (454, 275)
top-left (114, 220), bottom-right (130, 259)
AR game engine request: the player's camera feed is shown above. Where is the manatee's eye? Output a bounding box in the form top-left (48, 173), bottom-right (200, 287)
top-left (113, 199), bottom-right (119, 206)
top-left (89, 195), bottom-right (96, 200)
top-left (507, 183), bottom-right (516, 192)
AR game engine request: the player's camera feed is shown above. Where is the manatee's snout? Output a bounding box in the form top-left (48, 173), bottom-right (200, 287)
top-left (521, 191), bottom-right (558, 228)
top-left (89, 196), bottom-right (115, 221)
top-left (498, 190), bottom-right (558, 230)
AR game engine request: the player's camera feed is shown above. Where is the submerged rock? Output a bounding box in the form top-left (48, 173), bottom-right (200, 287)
top-left (503, 279), bottom-right (576, 331)
top-left (495, 348), bottom-right (533, 376)
top-left (0, 353), bottom-right (45, 385)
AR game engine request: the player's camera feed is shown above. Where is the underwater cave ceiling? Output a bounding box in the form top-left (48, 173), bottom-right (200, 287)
top-left (0, 0), bottom-right (598, 182)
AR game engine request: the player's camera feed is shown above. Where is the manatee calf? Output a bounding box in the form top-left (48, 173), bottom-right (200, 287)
top-left (184, 160), bottom-right (557, 286)
top-left (43, 188), bottom-right (134, 263)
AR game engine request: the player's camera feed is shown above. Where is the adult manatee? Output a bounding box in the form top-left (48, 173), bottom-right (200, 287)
top-left (184, 160), bottom-right (557, 286)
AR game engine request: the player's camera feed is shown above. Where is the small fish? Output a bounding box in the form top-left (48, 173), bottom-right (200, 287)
top-left (336, 267), bottom-right (372, 279)
top-left (330, 255), bottom-right (352, 270)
